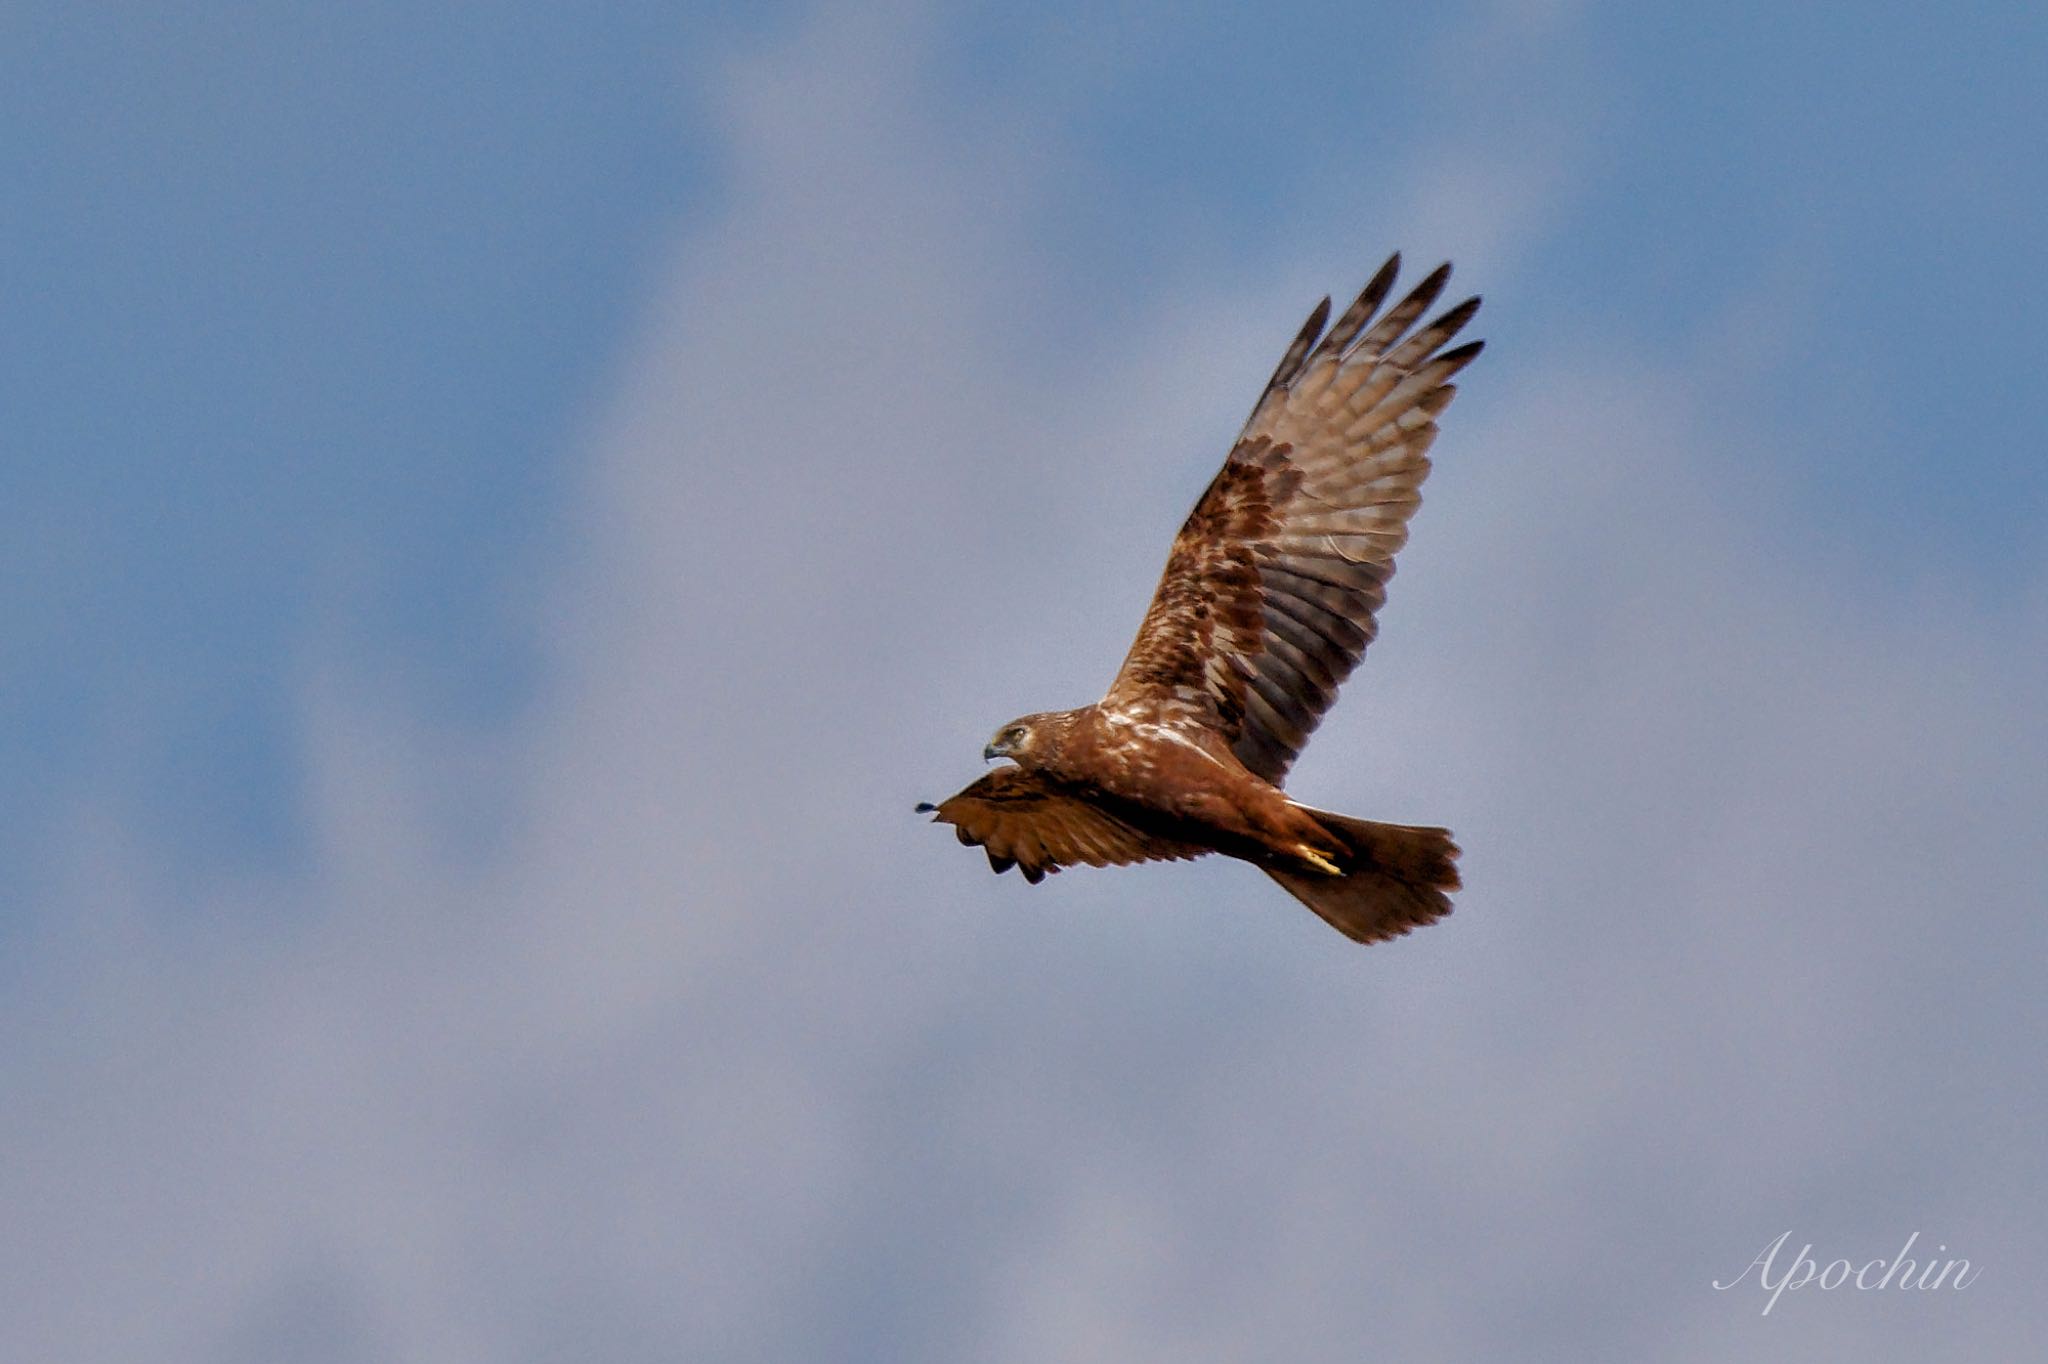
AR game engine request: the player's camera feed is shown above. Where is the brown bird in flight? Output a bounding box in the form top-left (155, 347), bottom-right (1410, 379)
top-left (920, 255), bottom-right (1480, 944)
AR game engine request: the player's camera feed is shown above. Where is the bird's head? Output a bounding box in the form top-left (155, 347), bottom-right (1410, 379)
top-left (984, 715), bottom-right (1049, 765)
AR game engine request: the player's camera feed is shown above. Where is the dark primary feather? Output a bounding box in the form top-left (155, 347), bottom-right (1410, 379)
top-left (1260, 295), bottom-right (1331, 399)
top-left (1306, 252), bottom-right (1403, 366)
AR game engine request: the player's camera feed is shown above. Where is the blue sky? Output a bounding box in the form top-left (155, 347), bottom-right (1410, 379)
top-left (4, 2), bottom-right (708, 895)
top-left (5, 2), bottom-right (2046, 1359)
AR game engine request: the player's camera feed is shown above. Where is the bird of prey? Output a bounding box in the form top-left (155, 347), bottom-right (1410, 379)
top-left (920, 255), bottom-right (1480, 944)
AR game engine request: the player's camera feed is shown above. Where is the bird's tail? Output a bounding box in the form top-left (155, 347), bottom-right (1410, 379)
top-left (1265, 807), bottom-right (1460, 945)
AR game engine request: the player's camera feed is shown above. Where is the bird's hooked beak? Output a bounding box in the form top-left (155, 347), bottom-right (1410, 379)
top-left (983, 742), bottom-right (1003, 762)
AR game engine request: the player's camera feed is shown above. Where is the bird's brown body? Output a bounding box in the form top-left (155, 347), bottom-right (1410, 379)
top-left (989, 703), bottom-right (1341, 875)
top-left (921, 254), bottom-right (1476, 944)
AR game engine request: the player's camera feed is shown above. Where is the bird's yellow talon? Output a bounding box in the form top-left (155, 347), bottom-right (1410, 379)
top-left (1298, 846), bottom-right (1342, 876)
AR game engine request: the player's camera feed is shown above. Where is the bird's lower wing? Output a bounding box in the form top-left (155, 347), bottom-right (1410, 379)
top-left (920, 767), bottom-right (1205, 883)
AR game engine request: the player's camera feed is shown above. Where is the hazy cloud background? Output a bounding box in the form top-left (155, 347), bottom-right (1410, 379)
top-left (5, 2), bottom-right (2045, 1359)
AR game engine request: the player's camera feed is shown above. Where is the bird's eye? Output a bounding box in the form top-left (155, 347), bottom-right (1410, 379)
top-left (1006, 727), bottom-right (1025, 743)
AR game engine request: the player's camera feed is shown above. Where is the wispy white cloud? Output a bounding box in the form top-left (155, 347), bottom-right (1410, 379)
top-left (6, 3), bottom-right (2044, 1361)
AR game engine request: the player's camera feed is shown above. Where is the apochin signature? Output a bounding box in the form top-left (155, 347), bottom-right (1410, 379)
top-left (1715, 1230), bottom-right (1980, 1315)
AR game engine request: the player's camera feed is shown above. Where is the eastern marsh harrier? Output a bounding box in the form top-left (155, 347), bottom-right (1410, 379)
top-left (921, 255), bottom-right (1480, 944)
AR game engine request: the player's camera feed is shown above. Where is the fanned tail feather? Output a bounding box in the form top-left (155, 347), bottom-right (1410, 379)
top-left (1266, 807), bottom-right (1460, 945)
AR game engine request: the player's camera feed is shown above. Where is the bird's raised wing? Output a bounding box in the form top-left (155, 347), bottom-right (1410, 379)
top-left (919, 767), bottom-right (1206, 883)
top-left (1104, 255), bottom-right (1480, 784)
